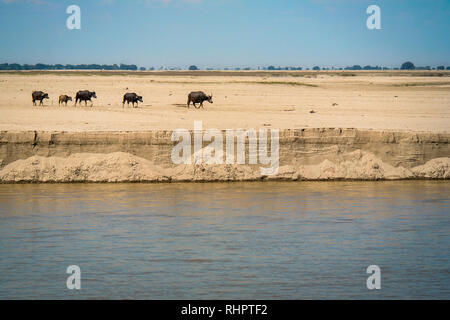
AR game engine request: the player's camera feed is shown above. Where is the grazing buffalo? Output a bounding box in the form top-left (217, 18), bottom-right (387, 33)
top-left (187, 91), bottom-right (213, 109)
top-left (75, 90), bottom-right (97, 106)
top-left (32, 91), bottom-right (49, 106)
top-left (58, 95), bottom-right (72, 106)
top-left (123, 93), bottom-right (143, 108)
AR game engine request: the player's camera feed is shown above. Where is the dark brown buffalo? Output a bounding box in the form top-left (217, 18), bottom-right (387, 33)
top-left (58, 95), bottom-right (72, 106)
top-left (123, 93), bottom-right (143, 108)
top-left (75, 90), bottom-right (97, 106)
top-left (187, 91), bottom-right (213, 109)
top-left (32, 91), bottom-right (49, 106)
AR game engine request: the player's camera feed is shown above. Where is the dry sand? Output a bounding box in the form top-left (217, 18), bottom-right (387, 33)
top-left (0, 71), bottom-right (449, 132)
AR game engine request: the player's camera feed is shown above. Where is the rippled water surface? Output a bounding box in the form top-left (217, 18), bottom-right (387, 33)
top-left (0, 181), bottom-right (448, 299)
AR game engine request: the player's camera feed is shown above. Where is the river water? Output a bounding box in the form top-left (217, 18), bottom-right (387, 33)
top-left (0, 181), bottom-right (448, 299)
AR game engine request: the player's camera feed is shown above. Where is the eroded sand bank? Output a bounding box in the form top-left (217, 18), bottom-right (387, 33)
top-left (0, 129), bottom-right (448, 182)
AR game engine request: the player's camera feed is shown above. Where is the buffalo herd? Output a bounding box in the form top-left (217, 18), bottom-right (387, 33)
top-left (32, 90), bottom-right (213, 109)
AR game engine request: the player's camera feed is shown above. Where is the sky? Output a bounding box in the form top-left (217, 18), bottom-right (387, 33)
top-left (0, 0), bottom-right (449, 69)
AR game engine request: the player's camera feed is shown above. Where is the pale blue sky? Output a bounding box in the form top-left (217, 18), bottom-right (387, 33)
top-left (1, 0), bottom-right (449, 68)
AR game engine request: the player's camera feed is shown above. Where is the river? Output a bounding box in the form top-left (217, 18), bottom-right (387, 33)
top-left (0, 181), bottom-right (448, 299)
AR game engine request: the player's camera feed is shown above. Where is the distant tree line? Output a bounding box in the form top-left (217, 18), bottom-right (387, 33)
top-left (267, 66), bottom-right (303, 71)
top-left (165, 64), bottom-right (449, 71)
top-left (399, 62), bottom-right (449, 71)
top-left (344, 65), bottom-right (386, 70)
top-left (1, 62), bottom-right (448, 72)
top-left (0, 63), bottom-right (139, 71)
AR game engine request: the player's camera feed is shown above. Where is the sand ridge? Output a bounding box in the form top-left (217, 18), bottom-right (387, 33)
top-left (0, 150), bottom-right (448, 182)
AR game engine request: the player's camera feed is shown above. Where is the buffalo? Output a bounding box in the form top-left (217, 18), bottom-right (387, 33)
top-left (123, 93), bottom-right (143, 108)
top-left (187, 91), bottom-right (213, 109)
top-left (75, 90), bottom-right (97, 106)
top-left (58, 95), bottom-right (72, 106)
top-left (32, 91), bottom-right (49, 106)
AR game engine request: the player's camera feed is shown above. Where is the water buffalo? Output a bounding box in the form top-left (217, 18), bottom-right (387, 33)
top-left (58, 95), bottom-right (72, 106)
top-left (32, 91), bottom-right (49, 106)
top-left (75, 90), bottom-right (97, 106)
top-left (187, 91), bottom-right (213, 109)
top-left (123, 93), bottom-right (143, 108)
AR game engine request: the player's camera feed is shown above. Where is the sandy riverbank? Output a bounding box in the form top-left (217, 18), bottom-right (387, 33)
top-left (0, 71), bottom-right (448, 182)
